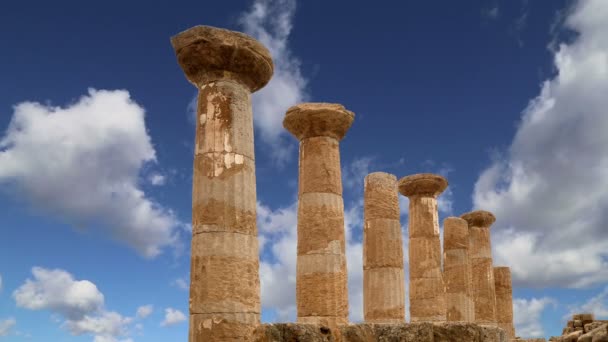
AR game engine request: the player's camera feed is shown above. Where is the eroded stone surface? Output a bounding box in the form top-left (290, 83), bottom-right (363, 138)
top-left (286, 103), bottom-right (353, 325)
top-left (171, 25), bottom-right (273, 91)
top-left (462, 210), bottom-right (498, 326)
top-left (399, 173), bottom-right (447, 323)
top-left (363, 172), bottom-right (405, 322)
top-left (284, 103), bottom-right (355, 141)
top-left (252, 322), bottom-right (507, 342)
top-left (443, 217), bottom-right (474, 323)
top-left (172, 25), bottom-right (273, 342)
top-left (494, 267), bottom-right (515, 340)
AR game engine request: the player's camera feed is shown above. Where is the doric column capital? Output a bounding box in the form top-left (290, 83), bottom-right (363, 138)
top-left (283, 103), bottom-right (355, 141)
top-left (461, 210), bottom-right (496, 227)
top-left (398, 173), bottom-right (448, 198)
top-left (171, 25), bottom-right (274, 91)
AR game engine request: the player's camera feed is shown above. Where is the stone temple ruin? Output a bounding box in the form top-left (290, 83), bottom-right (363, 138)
top-left (171, 25), bottom-right (601, 342)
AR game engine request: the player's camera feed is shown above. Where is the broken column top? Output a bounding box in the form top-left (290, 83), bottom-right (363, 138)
top-left (461, 210), bottom-right (496, 227)
top-left (443, 217), bottom-right (469, 249)
top-left (171, 25), bottom-right (274, 91)
top-left (397, 173), bottom-right (448, 197)
top-left (283, 103), bottom-right (355, 141)
top-left (365, 172), bottom-right (397, 187)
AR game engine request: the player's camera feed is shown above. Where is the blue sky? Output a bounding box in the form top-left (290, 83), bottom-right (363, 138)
top-left (1, 0), bottom-right (607, 340)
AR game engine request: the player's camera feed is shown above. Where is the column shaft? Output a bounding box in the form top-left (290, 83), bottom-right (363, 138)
top-left (363, 173), bottom-right (405, 323)
top-left (296, 136), bottom-right (348, 324)
top-left (462, 211), bottom-right (498, 327)
top-left (408, 196), bottom-right (446, 322)
top-left (398, 174), bottom-right (449, 323)
top-left (190, 80), bottom-right (260, 341)
top-left (443, 217), bottom-right (474, 322)
top-left (494, 267), bottom-right (515, 339)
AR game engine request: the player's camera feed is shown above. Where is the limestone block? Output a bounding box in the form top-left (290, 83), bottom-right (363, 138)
top-left (576, 320), bottom-right (584, 327)
top-left (192, 154), bottom-right (257, 235)
top-left (578, 323), bottom-right (608, 342)
top-left (299, 137), bottom-right (343, 196)
top-left (471, 258), bottom-right (497, 324)
top-left (363, 218), bottom-right (403, 269)
top-left (253, 323), bottom-right (509, 342)
top-left (468, 226), bottom-right (492, 259)
top-left (297, 192), bottom-right (345, 255)
top-left (364, 172), bottom-right (400, 220)
top-left (446, 292), bottom-right (475, 322)
top-left (297, 268), bottom-right (348, 319)
top-left (363, 267), bottom-right (405, 321)
top-left (195, 81), bottom-right (255, 159)
top-left (410, 277), bottom-right (446, 300)
top-left (407, 196), bottom-right (441, 238)
top-left (190, 244), bottom-right (260, 313)
top-left (190, 312), bottom-right (259, 342)
top-left (283, 103), bottom-right (355, 141)
top-left (409, 236), bottom-right (443, 278)
top-left (171, 25), bottom-right (274, 91)
top-left (410, 297), bottom-right (448, 322)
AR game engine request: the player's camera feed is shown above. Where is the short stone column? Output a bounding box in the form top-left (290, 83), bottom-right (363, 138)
top-left (171, 26), bottom-right (273, 341)
top-left (461, 210), bottom-right (498, 327)
top-left (494, 266), bottom-right (515, 339)
top-left (398, 174), bottom-right (448, 322)
top-left (363, 172), bottom-right (405, 323)
top-left (284, 103), bottom-right (354, 326)
top-left (443, 217), bottom-right (474, 322)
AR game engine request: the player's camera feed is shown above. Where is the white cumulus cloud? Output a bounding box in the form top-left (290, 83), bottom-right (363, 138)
top-left (135, 305), bottom-right (153, 319)
top-left (13, 267), bottom-right (136, 341)
top-left (240, 0), bottom-right (307, 164)
top-left (513, 297), bottom-right (556, 338)
top-left (473, 0), bottom-right (608, 288)
top-left (0, 89), bottom-right (181, 258)
top-left (160, 308), bottom-right (186, 327)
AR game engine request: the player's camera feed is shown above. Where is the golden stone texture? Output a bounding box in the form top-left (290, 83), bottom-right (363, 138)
top-left (398, 173), bottom-right (448, 322)
top-left (172, 25), bottom-right (274, 342)
top-left (443, 217), bottom-right (474, 323)
top-left (363, 172), bottom-right (405, 322)
top-left (494, 267), bottom-right (515, 340)
top-left (284, 103), bottom-right (354, 326)
top-left (461, 210), bottom-right (498, 327)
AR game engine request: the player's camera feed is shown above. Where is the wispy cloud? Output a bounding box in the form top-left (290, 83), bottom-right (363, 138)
top-left (240, 0), bottom-right (308, 165)
top-left (513, 297), bottom-right (556, 338)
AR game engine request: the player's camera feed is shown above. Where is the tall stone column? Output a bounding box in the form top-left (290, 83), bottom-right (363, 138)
top-left (461, 210), bottom-right (497, 327)
top-left (398, 174), bottom-right (448, 322)
top-left (443, 217), bottom-right (474, 322)
top-left (363, 172), bottom-right (405, 323)
top-left (283, 103), bottom-right (354, 326)
top-left (494, 266), bottom-right (515, 339)
top-left (171, 26), bottom-right (273, 341)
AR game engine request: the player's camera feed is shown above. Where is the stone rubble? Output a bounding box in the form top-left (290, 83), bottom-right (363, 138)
top-left (548, 314), bottom-right (608, 342)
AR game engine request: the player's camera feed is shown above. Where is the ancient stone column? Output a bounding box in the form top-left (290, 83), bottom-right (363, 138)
top-left (494, 266), bottom-right (515, 339)
top-left (363, 172), bottom-right (405, 323)
top-left (443, 217), bottom-right (474, 322)
top-left (398, 174), bottom-right (448, 322)
top-left (171, 26), bottom-right (273, 341)
top-left (461, 210), bottom-right (497, 327)
top-left (283, 103), bottom-right (354, 327)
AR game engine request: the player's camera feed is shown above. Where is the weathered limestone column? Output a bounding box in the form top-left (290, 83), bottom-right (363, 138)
top-left (461, 210), bottom-right (498, 327)
top-left (283, 103), bottom-right (354, 326)
top-left (398, 174), bottom-right (448, 322)
top-left (494, 266), bottom-right (515, 339)
top-left (363, 172), bottom-right (405, 323)
top-left (171, 26), bottom-right (273, 341)
top-left (443, 217), bottom-right (474, 322)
